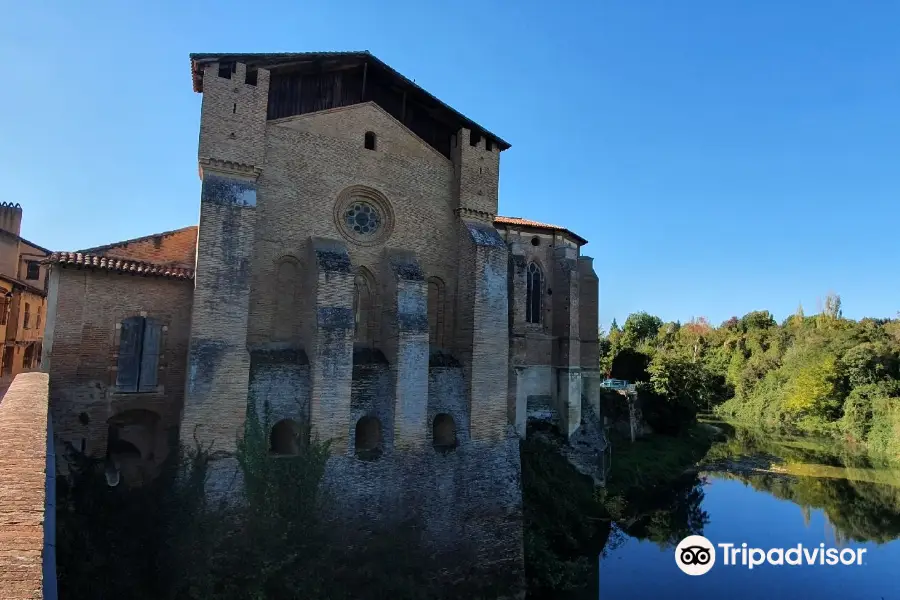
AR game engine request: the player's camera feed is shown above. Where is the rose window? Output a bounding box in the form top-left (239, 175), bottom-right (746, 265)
top-left (345, 201), bottom-right (381, 235)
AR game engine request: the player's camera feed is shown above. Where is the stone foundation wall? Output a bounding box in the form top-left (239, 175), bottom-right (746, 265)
top-left (320, 433), bottom-right (523, 575)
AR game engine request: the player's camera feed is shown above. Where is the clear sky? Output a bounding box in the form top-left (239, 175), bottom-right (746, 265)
top-left (2, 0), bottom-right (898, 329)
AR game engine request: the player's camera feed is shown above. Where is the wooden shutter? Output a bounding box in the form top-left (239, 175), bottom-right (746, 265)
top-left (116, 317), bottom-right (144, 392)
top-left (138, 318), bottom-right (162, 392)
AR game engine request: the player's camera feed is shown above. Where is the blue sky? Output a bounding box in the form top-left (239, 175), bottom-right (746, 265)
top-left (2, 1), bottom-right (898, 329)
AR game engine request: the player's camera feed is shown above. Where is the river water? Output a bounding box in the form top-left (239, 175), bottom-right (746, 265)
top-left (599, 423), bottom-right (900, 599)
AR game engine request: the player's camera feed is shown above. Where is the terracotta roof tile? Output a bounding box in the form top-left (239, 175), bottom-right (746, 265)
top-left (46, 252), bottom-right (194, 280)
top-left (494, 216), bottom-right (588, 245)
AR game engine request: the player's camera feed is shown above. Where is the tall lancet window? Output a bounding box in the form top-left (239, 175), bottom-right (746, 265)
top-left (526, 262), bottom-right (543, 324)
top-left (353, 269), bottom-right (374, 345)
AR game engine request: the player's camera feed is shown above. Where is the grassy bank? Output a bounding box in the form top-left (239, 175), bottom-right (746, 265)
top-left (599, 425), bottom-right (717, 550)
top-left (521, 430), bottom-right (611, 598)
top-left (604, 425), bottom-right (718, 496)
top-left (520, 421), bottom-right (719, 598)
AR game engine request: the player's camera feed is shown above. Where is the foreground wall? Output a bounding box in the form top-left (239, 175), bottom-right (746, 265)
top-left (44, 267), bottom-right (193, 484)
top-left (0, 372), bottom-right (56, 600)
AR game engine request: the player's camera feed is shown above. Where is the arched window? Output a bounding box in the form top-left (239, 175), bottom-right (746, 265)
top-left (354, 415), bottom-right (383, 460)
top-left (432, 413), bottom-right (457, 451)
top-left (526, 263), bottom-right (543, 324)
top-left (364, 131), bottom-right (376, 150)
top-left (353, 269), bottom-right (375, 346)
top-left (427, 277), bottom-right (445, 348)
top-left (270, 419), bottom-right (306, 455)
top-left (116, 316), bottom-right (162, 392)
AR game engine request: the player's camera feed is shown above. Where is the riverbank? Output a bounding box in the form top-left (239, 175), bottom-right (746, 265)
top-left (604, 424), bottom-right (720, 495)
top-left (521, 429), bottom-right (611, 598)
top-left (521, 422), bottom-right (719, 597)
top-left (600, 419), bottom-right (900, 599)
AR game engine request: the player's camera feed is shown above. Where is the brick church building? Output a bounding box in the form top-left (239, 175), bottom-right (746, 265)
top-left (41, 52), bottom-right (602, 577)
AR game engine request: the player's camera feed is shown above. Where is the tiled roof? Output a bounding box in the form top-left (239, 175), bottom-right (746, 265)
top-left (494, 216), bottom-right (588, 245)
top-left (46, 252), bottom-right (194, 280)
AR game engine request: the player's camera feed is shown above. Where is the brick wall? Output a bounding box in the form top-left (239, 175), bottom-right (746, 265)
top-left (0, 372), bottom-right (52, 600)
top-left (578, 256), bottom-right (600, 369)
top-left (248, 102), bottom-right (460, 354)
top-left (193, 60), bottom-right (522, 587)
top-left (81, 227), bottom-right (198, 269)
top-left (45, 267), bottom-right (192, 469)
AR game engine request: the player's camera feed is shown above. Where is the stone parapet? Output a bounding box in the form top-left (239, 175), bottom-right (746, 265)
top-left (0, 372), bottom-right (54, 600)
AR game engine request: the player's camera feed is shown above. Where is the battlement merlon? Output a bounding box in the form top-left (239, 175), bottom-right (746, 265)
top-left (197, 62), bottom-right (271, 171)
top-left (452, 127), bottom-right (501, 219)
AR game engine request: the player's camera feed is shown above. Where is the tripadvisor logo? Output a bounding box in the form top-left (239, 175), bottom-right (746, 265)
top-left (675, 536), bottom-right (716, 576)
top-left (674, 536), bottom-right (868, 575)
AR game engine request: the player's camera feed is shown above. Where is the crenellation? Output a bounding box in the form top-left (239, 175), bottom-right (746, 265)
top-left (40, 51), bottom-right (603, 594)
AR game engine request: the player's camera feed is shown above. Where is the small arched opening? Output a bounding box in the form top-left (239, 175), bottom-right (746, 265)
top-left (432, 413), bottom-right (457, 452)
top-left (105, 438), bottom-right (142, 488)
top-left (270, 419), bottom-right (307, 456)
top-left (354, 415), bottom-right (383, 461)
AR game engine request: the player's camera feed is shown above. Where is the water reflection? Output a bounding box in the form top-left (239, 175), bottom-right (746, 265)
top-left (599, 424), bottom-right (900, 599)
top-left (702, 424), bottom-right (900, 544)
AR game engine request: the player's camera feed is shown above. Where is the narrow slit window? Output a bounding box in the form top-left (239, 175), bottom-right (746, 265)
top-left (526, 263), bottom-right (543, 324)
top-left (364, 131), bottom-right (376, 150)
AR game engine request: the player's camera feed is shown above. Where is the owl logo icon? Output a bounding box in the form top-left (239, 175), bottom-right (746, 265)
top-left (675, 535), bottom-right (716, 575)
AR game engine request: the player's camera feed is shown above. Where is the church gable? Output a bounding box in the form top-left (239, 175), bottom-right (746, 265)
top-left (271, 102), bottom-right (451, 164)
top-left (190, 52), bottom-right (510, 159)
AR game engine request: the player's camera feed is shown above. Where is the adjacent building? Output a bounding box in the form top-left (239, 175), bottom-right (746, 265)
top-left (42, 51), bottom-right (603, 580)
top-left (1, 202), bottom-right (49, 385)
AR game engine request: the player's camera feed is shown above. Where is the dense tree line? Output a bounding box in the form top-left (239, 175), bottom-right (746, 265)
top-left (600, 294), bottom-right (900, 457)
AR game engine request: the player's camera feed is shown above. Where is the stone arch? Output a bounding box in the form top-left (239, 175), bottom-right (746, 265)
top-left (354, 415), bottom-right (383, 461)
top-left (353, 266), bottom-right (377, 346)
top-left (270, 419), bottom-right (308, 455)
top-left (105, 409), bottom-right (162, 487)
top-left (427, 276), bottom-right (446, 349)
top-left (526, 261), bottom-right (543, 324)
top-left (273, 255), bottom-right (301, 341)
top-left (432, 413), bottom-right (457, 451)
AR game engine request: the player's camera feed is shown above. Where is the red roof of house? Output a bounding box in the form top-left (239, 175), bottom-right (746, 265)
top-left (45, 252), bottom-right (195, 280)
top-left (494, 216), bottom-right (588, 245)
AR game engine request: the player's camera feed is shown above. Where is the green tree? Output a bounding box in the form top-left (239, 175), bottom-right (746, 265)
top-left (741, 310), bottom-right (777, 331)
top-left (622, 312), bottom-right (663, 347)
top-left (782, 353), bottom-right (842, 420)
top-left (842, 342), bottom-right (898, 387)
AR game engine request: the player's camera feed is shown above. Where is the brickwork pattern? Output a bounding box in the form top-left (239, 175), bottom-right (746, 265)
top-left (78, 226), bottom-right (198, 269)
top-left (578, 257), bottom-right (600, 369)
top-left (182, 176), bottom-right (258, 455)
top-left (458, 221), bottom-right (509, 441)
top-left (382, 252), bottom-right (429, 448)
top-left (46, 268), bottom-right (192, 463)
top-left (0, 372), bottom-right (50, 600)
top-left (453, 129), bottom-right (501, 219)
top-left (198, 64), bottom-right (270, 168)
top-left (248, 350), bottom-right (310, 434)
top-left (247, 103), bottom-right (459, 352)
